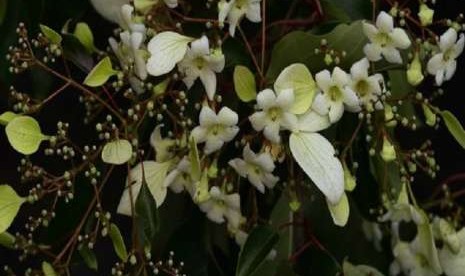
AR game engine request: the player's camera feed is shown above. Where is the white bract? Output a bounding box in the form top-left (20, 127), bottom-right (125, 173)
top-left (218, 0), bottom-right (261, 37)
top-left (163, 157), bottom-right (195, 195)
top-left (178, 36), bottom-right (225, 100)
top-left (229, 144), bottom-right (279, 193)
top-left (146, 32), bottom-right (194, 77)
top-left (191, 106), bottom-right (239, 154)
top-left (349, 58), bottom-right (384, 110)
top-left (149, 125), bottom-right (176, 162)
top-left (427, 28), bottom-right (464, 86)
top-left (363, 11), bottom-right (411, 64)
top-left (199, 186), bottom-right (242, 229)
top-left (249, 89), bottom-right (297, 144)
top-left (313, 67), bottom-right (361, 124)
top-left (117, 160), bottom-right (172, 216)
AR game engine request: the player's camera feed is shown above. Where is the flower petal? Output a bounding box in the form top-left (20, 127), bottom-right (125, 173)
top-left (297, 109), bottom-right (331, 132)
top-left (328, 102), bottom-right (344, 123)
top-left (382, 47), bottom-right (402, 64)
top-left (256, 89), bottom-right (277, 110)
top-left (315, 70), bottom-right (332, 92)
top-left (362, 22), bottom-right (378, 41)
top-left (350, 58), bottom-right (369, 80)
top-left (439, 28), bottom-right (458, 52)
top-left (376, 11), bottom-right (394, 32)
top-left (199, 105), bottom-right (217, 126)
top-left (391, 28), bottom-right (411, 49)
top-left (190, 36), bottom-right (210, 56)
top-left (245, 1), bottom-right (262, 22)
top-left (199, 68), bottom-right (217, 100)
top-left (217, 107), bottom-right (239, 126)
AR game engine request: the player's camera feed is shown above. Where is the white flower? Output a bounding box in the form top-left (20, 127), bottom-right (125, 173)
top-left (149, 125), bottom-right (175, 162)
top-left (438, 227), bottom-right (465, 276)
top-left (313, 67), bottom-right (361, 124)
top-left (110, 31), bottom-right (147, 80)
top-left (229, 144), bottom-right (279, 193)
top-left (427, 28), bottom-right (464, 86)
top-left (218, 0), bottom-right (261, 37)
top-left (178, 36), bottom-right (225, 100)
top-left (363, 11), bottom-right (411, 64)
top-left (191, 106), bottom-right (239, 154)
top-left (163, 157), bottom-right (195, 195)
top-left (249, 89), bottom-right (297, 144)
top-left (349, 58), bottom-right (384, 111)
top-left (146, 32), bottom-right (194, 77)
top-left (391, 240), bottom-right (439, 276)
top-left (199, 186), bottom-right (242, 229)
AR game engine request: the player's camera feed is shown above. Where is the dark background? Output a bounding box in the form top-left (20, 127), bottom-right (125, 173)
top-left (1, 0), bottom-right (465, 275)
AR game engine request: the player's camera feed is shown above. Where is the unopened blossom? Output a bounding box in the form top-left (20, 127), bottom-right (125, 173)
top-left (249, 88), bottom-right (297, 144)
top-left (191, 106), bottom-right (239, 154)
top-left (199, 186), bottom-right (242, 229)
top-left (349, 58), bottom-right (384, 110)
top-left (218, 0), bottom-right (261, 37)
top-left (313, 67), bottom-right (361, 123)
top-left (363, 11), bottom-right (411, 64)
top-left (229, 144), bottom-right (279, 193)
top-left (418, 4), bottom-right (434, 26)
top-left (178, 36), bottom-right (225, 100)
top-left (118, 4), bottom-right (146, 33)
top-left (427, 28), bottom-right (464, 86)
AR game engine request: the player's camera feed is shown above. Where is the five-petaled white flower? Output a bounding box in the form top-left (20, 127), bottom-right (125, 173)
top-left (363, 11), bottom-right (411, 64)
top-left (349, 58), bottom-right (384, 111)
top-left (218, 0), bottom-right (262, 37)
top-left (427, 28), bottom-right (464, 86)
top-left (178, 36), bottom-right (225, 100)
top-left (199, 186), bottom-right (242, 229)
top-left (313, 67), bottom-right (361, 123)
top-left (249, 88), bottom-right (298, 144)
top-left (191, 105), bottom-right (239, 154)
top-left (229, 144), bottom-right (279, 193)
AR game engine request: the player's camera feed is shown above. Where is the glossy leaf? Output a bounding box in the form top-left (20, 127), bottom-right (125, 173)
top-left (0, 185), bottom-right (26, 233)
top-left (440, 110), bottom-right (465, 150)
top-left (236, 225), bottom-right (279, 276)
top-left (5, 116), bottom-right (48, 155)
top-left (40, 24), bottom-right (62, 44)
top-left (233, 65), bottom-right (257, 102)
top-left (83, 56), bottom-right (117, 87)
top-left (135, 180), bottom-right (159, 247)
top-left (101, 139), bottom-right (133, 165)
top-left (109, 223), bottom-right (128, 261)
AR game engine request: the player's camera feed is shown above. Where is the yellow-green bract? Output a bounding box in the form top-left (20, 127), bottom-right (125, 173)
top-left (84, 56), bottom-right (118, 87)
top-left (233, 65), bottom-right (257, 102)
top-left (39, 24), bottom-right (62, 44)
top-left (101, 139), bottom-right (133, 165)
top-left (5, 115), bottom-right (49, 155)
top-left (0, 185), bottom-right (26, 233)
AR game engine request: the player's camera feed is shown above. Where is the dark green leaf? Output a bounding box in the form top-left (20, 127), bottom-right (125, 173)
top-left (78, 245), bottom-right (98, 271)
top-left (323, 0), bottom-right (372, 20)
top-left (236, 225), bottom-right (279, 276)
top-left (0, 0), bottom-right (6, 25)
top-left (440, 110), bottom-right (465, 150)
top-left (135, 180), bottom-right (159, 248)
top-left (388, 70), bottom-right (421, 126)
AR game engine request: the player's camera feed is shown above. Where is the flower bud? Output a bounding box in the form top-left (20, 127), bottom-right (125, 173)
top-left (343, 164), bottom-right (357, 192)
top-left (407, 53), bottom-right (424, 86)
top-left (419, 4), bottom-right (434, 26)
top-left (380, 137), bottom-right (396, 162)
top-left (422, 103), bottom-right (437, 126)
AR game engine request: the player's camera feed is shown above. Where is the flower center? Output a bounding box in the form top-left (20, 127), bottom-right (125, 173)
top-left (194, 57), bottom-right (206, 69)
top-left (444, 48), bottom-right (455, 61)
top-left (355, 80), bottom-right (370, 97)
top-left (374, 32), bottom-right (392, 47)
top-left (267, 107), bottom-right (282, 122)
top-left (328, 86), bottom-right (342, 102)
top-left (235, 0), bottom-right (248, 9)
top-left (210, 124), bottom-right (224, 136)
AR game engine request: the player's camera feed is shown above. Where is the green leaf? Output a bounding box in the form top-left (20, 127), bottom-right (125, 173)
top-left (73, 22), bottom-right (96, 54)
top-left (39, 24), bottom-right (62, 44)
top-left (189, 137), bottom-right (201, 181)
top-left (0, 185), bottom-right (25, 233)
top-left (109, 223), bottom-right (128, 261)
top-left (41, 261), bottom-right (57, 276)
top-left (5, 115), bottom-right (48, 155)
top-left (326, 192), bottom-right (350, 227)
top-left (0, 111), bottom-right (19, 126)
top-left (101, 139), bottom-right (133, 165)
top-left (440, 110), bottom-right (465, 150)
top-left (83, 56), bottom-right (117, 87)
top-left (233, 65), bottom-right (257, 102)
top-left (236, 225), bottom-right (279, 276)
top-left (323, 0), bottom-right (372, 21)
top-left (78, 245), bottom-right (98, 271)
top-left (267, 21), bottom-right (367, 80)
top-left (0, 231), bottom-right (16, 249)
top-left (274, 63), bottom-right (316, 114)
top-left (135, 180), bottom-right (159, 248)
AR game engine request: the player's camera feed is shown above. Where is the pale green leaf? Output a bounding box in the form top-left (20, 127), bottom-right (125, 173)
top-left (289, 132), bottom-right (344, 204)
top-left (274, 63), bottom-right (316, 114)
top-left (5, 116), bottom-right (48, 155)
top-left (0, 111), bottom-right (19, 126)
top-left (0, 232), bottom-right (15, 249)
top-left (422, 104), bottom-right (436, 127)
top-left (42, 262), bottom-right (57, 276)
top-left (233, 65), bottom-right (257, 102)
top-left (342, 260), bottom-right (384, 276)
top-left (39, 24), bottom-right (62, 44)
top-left (189, 137), bottom-right (201, 181)
top-left (326, 192), bottom-right (350, 227)
top-left (109, 223), bottom-right (128, 261)
top-left (101, 139), bottom-right (133, 165)
top-left (83, 56), bottom-right (117, 87)
top-left (134, 0), bottom-right (156, 13)
top-left (440, 110), bottom-right (465, 150)
top-left (0, 185), bottom-right (25, 233)
top-left (74, 22), bottom-right (96, 53)
top-left (417, 209), bottom-right (443, 274)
